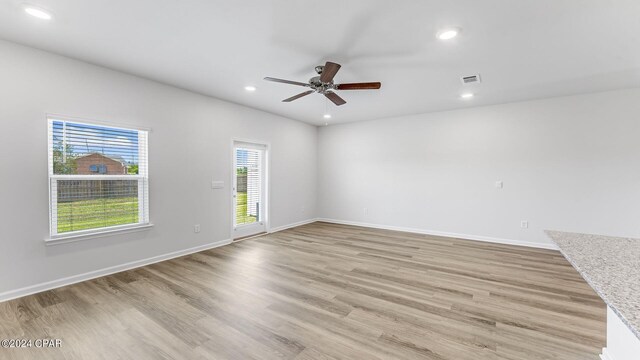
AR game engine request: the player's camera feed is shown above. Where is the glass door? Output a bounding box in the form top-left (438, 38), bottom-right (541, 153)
top-left (233, 142), bottom-right (267, 239)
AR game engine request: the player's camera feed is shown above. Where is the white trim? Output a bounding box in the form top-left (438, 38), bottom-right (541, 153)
top-left (600, 348), bottom-right (614, 360)
top-left (50, 174), bottom-right (145, 180)
top-left (230, 139), bottom-right (235, 238)
top-left (268, 219), bottom-right (318, 233)
top-left (316, 218), bottom-right (559, 250)
top-left (0, 238), bottom-right (231, 303)
top-left (45, 223), bottom-right (155, 245)
top-left (46, 113), bottom-right (152, 132)
top-left (231, 137), bottom-right (271, 148)
top-left (49, 178), bottom-right (57, 236)
top-left (138, 130), bottom-right (149, 224)
top-left (234, 141), bottom-right (268, 150)
top-left (47, 120), bottom-right (56, 236)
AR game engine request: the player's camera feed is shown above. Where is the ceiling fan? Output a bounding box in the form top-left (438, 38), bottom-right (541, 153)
top-left (264, 61), bottom-right (381, 106)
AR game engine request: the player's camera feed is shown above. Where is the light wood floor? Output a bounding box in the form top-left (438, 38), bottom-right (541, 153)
top-left (0, 222), bottom-right (605, 359)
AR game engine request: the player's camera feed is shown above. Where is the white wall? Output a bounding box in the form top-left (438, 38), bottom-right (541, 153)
top-left (0, 40), bottom-right (317, 296)
top-left (3, 37), bottom-right (640, 298)
top-left (318, 88), bottom-right (640, 247)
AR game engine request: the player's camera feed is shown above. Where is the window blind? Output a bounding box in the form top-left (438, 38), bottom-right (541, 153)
top-left (47, 118), bottom-right (149, 237)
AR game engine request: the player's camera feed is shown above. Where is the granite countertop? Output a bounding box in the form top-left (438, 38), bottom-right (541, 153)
top-left (545, 230), bottom-right (640, 340)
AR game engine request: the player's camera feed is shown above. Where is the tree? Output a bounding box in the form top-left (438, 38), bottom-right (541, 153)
top-left (52, 142), bottom-right (78, 174)
top-left (127, 164), bottom-right (139, 175)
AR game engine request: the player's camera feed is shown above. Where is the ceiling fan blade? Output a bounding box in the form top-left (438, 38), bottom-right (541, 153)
top-left (324, 91), bottom-right (346, 106)
top-left (335, 82), bottom-right (381, 90)
top-left (319, 62), bottom-right (341, 83)
top-left (264, 77), bottom-right (310, 87)
top-left (282, 90), bottom-right (314, 102)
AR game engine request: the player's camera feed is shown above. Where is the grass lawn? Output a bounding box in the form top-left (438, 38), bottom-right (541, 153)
top-left (236, 192), bottom-right (257, 225)
top-left (57, 197), bottom-right (138, 233)
top-left (58, 193), bottom-right (255, 233)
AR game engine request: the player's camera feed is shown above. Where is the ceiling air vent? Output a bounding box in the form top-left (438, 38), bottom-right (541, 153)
top-left (461, 74), bottom-right (481, 84)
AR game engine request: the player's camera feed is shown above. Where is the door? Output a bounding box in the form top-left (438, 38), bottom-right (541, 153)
top-left (233, 141), bottom-right (267, 239)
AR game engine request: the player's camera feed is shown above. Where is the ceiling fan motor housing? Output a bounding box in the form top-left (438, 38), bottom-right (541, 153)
top-left (309, 76), bottom-right (334, 93)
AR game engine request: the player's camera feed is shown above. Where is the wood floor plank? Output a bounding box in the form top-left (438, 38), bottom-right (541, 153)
top-left (0, 222), bottom-right (605, 359)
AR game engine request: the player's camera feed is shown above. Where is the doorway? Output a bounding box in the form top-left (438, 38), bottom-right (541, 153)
top-left (232, 141), bottom-right (267, 239)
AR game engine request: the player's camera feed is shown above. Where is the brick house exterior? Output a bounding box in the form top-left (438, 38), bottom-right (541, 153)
top-left (75, 153), bottom-right (127, 175)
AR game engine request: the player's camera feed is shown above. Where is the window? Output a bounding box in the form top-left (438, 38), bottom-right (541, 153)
top-left (89, 164), bottom-right (107, 174)
top-left (47, 117), bottom-right (149, 238)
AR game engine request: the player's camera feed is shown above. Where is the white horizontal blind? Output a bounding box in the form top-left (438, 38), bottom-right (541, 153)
top-left (47, 118), bottom-right (149, 237)
top-left (235, 146), bottom-right (263, 226)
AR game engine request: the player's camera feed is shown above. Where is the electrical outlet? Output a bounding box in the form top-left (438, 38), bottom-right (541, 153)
top-left (495, 181), bottom-right (503, 189)
top-left (520, 221), bottom-right (529, 229)
top-left (301, 206), bottom-right (305, 213)
top-left (194, 224), bottom-right (201, 233)
top-left (364, 207), bottom-right (369, 216)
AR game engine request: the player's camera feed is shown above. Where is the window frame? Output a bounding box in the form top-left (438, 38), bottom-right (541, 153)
top-left (46, 115), bottom-right (151, 243)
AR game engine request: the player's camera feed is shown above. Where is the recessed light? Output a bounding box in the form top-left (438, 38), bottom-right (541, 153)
top-left (244, 86), bottom-right (256, 92)
top-left (437, 28), bottom-right (460, 40)
top-left (460, 93), bottom-right (474, 99)
top-left (24, 5), bottom-right (52, 20)
top-left (323, 114), bottom-right (332, 119)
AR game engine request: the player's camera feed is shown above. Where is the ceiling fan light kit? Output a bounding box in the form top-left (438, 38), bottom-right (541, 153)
top-left (264, 61), bottom-right (381, 106)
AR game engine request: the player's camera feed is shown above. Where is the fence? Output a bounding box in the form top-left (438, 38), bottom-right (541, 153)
top-left (57, 180), bottom-right (138, 202)
top-left (236, 174), bottom-right (247, 192)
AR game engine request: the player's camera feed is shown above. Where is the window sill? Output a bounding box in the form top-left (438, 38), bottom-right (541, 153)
top-left (45, 223), bottom-right (154, 246)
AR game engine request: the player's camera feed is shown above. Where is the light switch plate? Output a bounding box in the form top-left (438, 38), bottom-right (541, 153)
top-left (212, 181), bottom-right (224, 189)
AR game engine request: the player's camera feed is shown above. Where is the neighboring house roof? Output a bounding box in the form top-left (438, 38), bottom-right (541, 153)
top-left (75, 153), bottom-right (127, 165)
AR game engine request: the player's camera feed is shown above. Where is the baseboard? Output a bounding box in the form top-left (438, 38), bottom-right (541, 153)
top-left (316, 218), bottom-right (558, 250)
top-left (268, 218), bottom-right (318, 234)
top-left (600, 348), bottom-right (614, 360)
top-left (0, 238), bottom-right (232, 303)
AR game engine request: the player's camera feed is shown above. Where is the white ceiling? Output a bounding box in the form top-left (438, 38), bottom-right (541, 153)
top-left (1, 0), bottom-right (640, 125)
